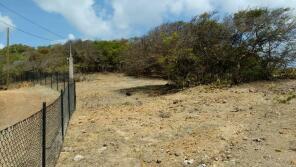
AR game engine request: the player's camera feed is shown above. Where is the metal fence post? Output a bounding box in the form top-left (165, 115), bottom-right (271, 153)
top-left (60, 90), bottom-right (64, 140)
top-left (68, 80), bottom-right (71, 117)
top-left (39, 72), bottom-right (42, 85)
top-left (44, 73), bottom-right (47, 85)
top-left (74, 80), bottom-right (76, 110)
top-left (50, 74), bottom-right (53, 88)
top-left (56, 73), bottom-right (59, 91)
top-left (32, 73), bottom-right (35, 85)
top-left (42, 102), bottom-right (47, 167)
top-left (63, 74), bottom-right (66, 90)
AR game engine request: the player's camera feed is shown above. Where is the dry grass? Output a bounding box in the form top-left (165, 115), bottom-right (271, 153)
top-left (0, 85), bottom-right (59, 130)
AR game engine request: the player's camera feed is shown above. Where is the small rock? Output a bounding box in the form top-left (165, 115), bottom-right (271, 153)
top-left (254, 147), bottom-right (260, 151)
top-left (173, 100), bottom-right (182, 104)
top-left (220, 136), bottom-right (226, 141)
top-left (142, 154), bottom-right (153, 163)
top-left (184, 159), bottom-right (194, 165)
top-left (156, 159), bottom-right (162, 164)
top-left (62, 147), bottom-right (73, 152)
top-left (275, 149), bottom-right (282, 152)
top-left (159, 111), bottom-right (171, 118)
top-left (98, 146), bottom-right (107, 153)
top-left (231, 107), bottom-right (243, 112)
top-left (197, 164), bottom-right (207, 167)
top-left (249, 88), bottom-right (257, 93)
top-left (174, 152), bottom-right (180, 157)
top-left (73, 155), bottom-right (84, 161)
top-left (125, 92), bottom-right (132, 96)
top-left (289, 141), bottom-right (296, 151)
top-left (263, 155), bottom-right (272, 160)
top-left (252, 138), bottom-right (265, 143)
top-left (103, 144), bottom-right (108, 147)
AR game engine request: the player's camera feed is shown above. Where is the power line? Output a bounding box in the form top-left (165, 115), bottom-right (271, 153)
top-left (0, 1), bottom-right (65, 39)
top-left (0, 20), bottom-right (54, 41)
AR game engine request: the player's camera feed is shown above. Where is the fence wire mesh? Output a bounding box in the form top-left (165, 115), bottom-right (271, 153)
top-left (46, 96), bottom-right (63, 167)
top-left (0, 112), bottom-right (42, 167)
top-left (0, 73), bottom-right (76, 167)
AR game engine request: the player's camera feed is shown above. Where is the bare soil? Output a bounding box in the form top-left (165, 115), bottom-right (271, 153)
top-left (0, 85), bottom-right (59, 130)
top-left (57, 73), bottom-right (296, 167)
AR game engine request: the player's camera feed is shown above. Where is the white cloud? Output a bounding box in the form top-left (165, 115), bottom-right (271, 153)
top-left (0, 13), bottom-right (15, 32)
top-left (68, 33), bottom-right (75, 40)
top-left (0, 43), bottom-right (4, 49)
top-left (33, 0), bottom-right (111, 37)
top-left (33, 0), bottom-right (296, 39)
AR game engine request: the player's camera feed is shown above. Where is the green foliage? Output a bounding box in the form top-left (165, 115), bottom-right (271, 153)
top-left (123, 8), bottom-right (296, 87)
top-left (1, 8), bottom-right (295, 89)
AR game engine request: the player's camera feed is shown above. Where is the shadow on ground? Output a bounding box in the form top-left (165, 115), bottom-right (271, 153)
top-left (118, 84), bottom-right (182, 96)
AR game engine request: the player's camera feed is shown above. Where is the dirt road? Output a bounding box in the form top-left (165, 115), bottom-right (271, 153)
top-left (0, 85), bottom-right (59, 130)
top-left (56, 73), bottom-right (296, 167)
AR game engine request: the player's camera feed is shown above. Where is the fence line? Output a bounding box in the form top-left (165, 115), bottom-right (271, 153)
top-left (0, 72), bottom-right (76, 167)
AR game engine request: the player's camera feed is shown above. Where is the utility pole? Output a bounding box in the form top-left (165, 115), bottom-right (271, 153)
top-left (69, 41), bottom-right (74, 82)
top-left (6, 27), bottom-right (9, 88)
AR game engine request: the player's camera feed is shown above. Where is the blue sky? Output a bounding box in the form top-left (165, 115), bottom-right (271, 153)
top-left (0, 0), bottom-right (81, 47)
top-left (0, 0), bottom-right (295, 47)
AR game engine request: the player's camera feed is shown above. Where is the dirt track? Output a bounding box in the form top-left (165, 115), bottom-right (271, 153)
top-left (57, 73), bottom-right (296, 167)
top-left (0, 85), bottom-right (59, 130)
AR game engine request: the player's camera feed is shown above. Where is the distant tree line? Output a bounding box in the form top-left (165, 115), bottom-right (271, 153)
top-left (0, 8), bottom-right (295, 87)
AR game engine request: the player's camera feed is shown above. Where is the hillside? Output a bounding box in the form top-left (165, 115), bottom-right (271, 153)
top-left (56, 73), bottom-right (296, 167)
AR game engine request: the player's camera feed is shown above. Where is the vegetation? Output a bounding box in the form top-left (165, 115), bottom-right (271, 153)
top-left (0, 8), bottom-right (296, 87)
top-left (124, 8), bottom-right (296, 87)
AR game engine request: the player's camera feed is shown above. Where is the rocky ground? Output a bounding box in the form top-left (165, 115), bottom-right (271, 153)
top-left (56, 73), bottom-right (296, 167)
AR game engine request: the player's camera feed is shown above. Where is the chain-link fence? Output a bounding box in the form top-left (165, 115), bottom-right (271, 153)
top-left (0, 71), bottom-right (69, 91)
top-left (0, 73), bottom-right (76, 167)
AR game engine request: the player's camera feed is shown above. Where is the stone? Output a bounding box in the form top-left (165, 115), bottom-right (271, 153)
top-left (173, 100), bottom-right (182, 104)
top-left (291, 159), bottom-right (296, 165)
top-left (231, 107), bottom-right (242, 112)
top-left (226, 154), bottom-right (232, 159)
top-left (249, 88), bottom-right (257, 93)
top-left (197, 164), bottom-right (207, 167)
top-left (289, 141), bottom-right (296, 151)
top-left (73, 155), bottom-right (84, 161)
top-left (125, 92), bottom-right (132, 96)
top-left (159, 111), bottom-right (171, 118)
top-left (156, 159), bottom-right (162, 164)
top-left (171, 152), bottom-right (178, 157)
top-left (62, 147), bottom-right (73, 152)
top-left (183, 159), bottom-right (194, 165)
top-left (252, 138), bottom-right (265, 143)
top-left (98, 146), bottom-right (107, 153)
top-left (263, 155), bottom-right (272, 160)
